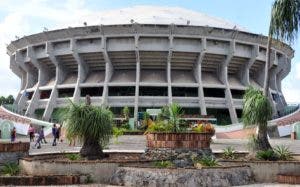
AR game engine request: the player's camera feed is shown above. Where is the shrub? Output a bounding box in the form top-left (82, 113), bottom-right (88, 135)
top-left (192, 124), bottom-right (205, 133)
top-left (1, 162), bottom-right (20, 176)
top-left (65, 153), bottom-right (81, 161)
top-left (222, 146), bottom-right (236, 159)
top-left (153, 160), bottom-right (174, 168)
top-left (274, 145), bottom-right (293, 160)
top-left (84, 174), bottom-right (94, 184)
top-left (204, 123), bottom-right (215, 134)
top-left (256, 149), bottom-right (278, 161)
top-left (193, 156), bottom-right (219, 167)
top-left (146, 120), bottom-right (173, 133)
top-left (112, 127), bottom-right (125, 144)
top-left (121, 123), bottom-right (130, 130)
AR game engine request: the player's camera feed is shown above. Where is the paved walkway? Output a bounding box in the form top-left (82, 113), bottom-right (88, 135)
top-left (25, 135), bottom-right (300, 155)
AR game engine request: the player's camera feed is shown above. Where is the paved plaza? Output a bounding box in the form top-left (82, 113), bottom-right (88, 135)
top-left (25, 135), bottom-right (300, 155)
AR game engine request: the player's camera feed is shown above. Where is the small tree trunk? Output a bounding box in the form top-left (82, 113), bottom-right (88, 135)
top-left (263, 36), bottom-right (272, 97)
top-left (80, 137), bottom-right (105, 160)
top-left (256, 124), bottom-right (272, 151)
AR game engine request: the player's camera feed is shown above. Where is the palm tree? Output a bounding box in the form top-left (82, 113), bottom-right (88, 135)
top-left (122, 106), bottom-right (130, 121)
top-left (264, 0), bottom-right (300, 96)
top-left (243, 87), bottom-right (273, 150)
top-left (64, 100), bottom-right (113, 160)
top-left (168, 103), bottom-right (183, 132)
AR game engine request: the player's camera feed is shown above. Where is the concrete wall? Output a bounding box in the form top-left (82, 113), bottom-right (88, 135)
top-left (220, 160), bottom-right (300, 183)
top-left (20, 159), bottom-right (118, 183)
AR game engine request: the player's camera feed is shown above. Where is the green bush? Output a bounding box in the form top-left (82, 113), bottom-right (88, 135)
top-left (1, 162), bottom-right (20, 176)
top-left (194, 156), bottom-right (219, 167)
top-left (121, 123), bottom-right (130, 130)
top-left (256, 149), bottom-right (278, 161)
top-left (153, 160), bottom-right (174, 168)
top-left (146, 120), bottom-right (173, 133)
top-left (65, 153), bottom-right (81, 161)
top-left (84, 174), bottom-right (94, 184)
top-left (222, 146), bottom-right (236, 159)
top-left (113, 127), bottom-right (125, 144)
top-left (274, 145), bottom-right (293, 160)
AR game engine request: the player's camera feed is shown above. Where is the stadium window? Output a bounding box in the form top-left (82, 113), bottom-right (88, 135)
top-left (108, 86), bottom-right (135, 96)
top-left (80, 87), bottom-right (103, 97)
top-left (203, 88), bottom-right (225, 98)
top-left (58, 88), bottom-right (75, 98)
top-left (230, 89), bottom-right (245, 99)
top-left (172, 87), bottom-right (198, 97)
top-left (40, 90), bottom-right (51, 99)
top-left (139, 87), bottom-right (168, 96)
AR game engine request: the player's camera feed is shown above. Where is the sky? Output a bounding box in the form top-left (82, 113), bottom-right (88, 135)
top-left (0, 0), bottom-right (299, 103)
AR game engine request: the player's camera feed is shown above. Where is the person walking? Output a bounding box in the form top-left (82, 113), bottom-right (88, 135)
top-left (10, 127), bottom-right (16, 142)
top-left (28, 124), bottom-right (35, 142)
top-left (35, 126), bottom-right (44, 149)
top-left (52, 124), bottom-right (58, 146)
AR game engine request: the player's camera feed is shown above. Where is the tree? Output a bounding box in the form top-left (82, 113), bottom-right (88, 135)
top-left (243, 87), bottom-right (273, 150)
top-left (0, 96), bottom-right (5, 105)
top-left (6, 95), bottom-right (15, 104)
top-left (168, 103), bottom-right (183, 133)
top-left (122, 106), bottom-right (130, 121)
top-left (264, 0), bottom-right (300, 96)
top-left (64, 99), bottom-right (113, 160)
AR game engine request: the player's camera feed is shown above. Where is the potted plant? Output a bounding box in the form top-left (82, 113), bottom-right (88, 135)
top-left (145, 103), bottom-right (215, 150)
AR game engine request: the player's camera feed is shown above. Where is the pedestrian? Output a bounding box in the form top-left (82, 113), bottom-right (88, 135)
top-left (10, 127), bottom-right (16, 142)
top-left (35, 126), bottom-right (44, 149)
top-left (52, 124), bottom-right (57, 146)
top-left (28, 124), bottom-right (35, 142)
top-left (57, 124), bottom-right (63, 143)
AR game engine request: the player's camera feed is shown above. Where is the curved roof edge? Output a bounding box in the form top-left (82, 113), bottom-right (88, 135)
top-left (7, 24), bottom-right (294, 58)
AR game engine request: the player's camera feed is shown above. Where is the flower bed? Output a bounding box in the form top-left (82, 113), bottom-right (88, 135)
top-left (146, 132), bottom-right (213, 149)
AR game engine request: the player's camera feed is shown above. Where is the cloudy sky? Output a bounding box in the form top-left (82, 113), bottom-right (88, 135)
top-left (0, 0), bottom-right (299, 103)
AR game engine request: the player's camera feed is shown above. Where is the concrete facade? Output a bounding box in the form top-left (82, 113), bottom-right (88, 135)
top-left (7, 24), bottom-right (294, 123)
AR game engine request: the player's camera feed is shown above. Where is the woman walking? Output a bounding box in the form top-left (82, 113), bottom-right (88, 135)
top-left (10, 127), bottom-right (16, 142)
top-left (28, 124), bottom-right (35, 142)
top-left (35, 126), bottom-right (44, 149)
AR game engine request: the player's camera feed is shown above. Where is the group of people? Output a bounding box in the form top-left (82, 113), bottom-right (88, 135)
top-left (10, 123), bottom-right (74, 149)
top-left (27, 123), bottom-right (63, 149)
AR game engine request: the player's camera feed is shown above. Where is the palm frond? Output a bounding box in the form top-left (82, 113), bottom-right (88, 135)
top-left (270, 0), bottom-right (300, 43)
top-left (242, 87), bottom-right (272, 128)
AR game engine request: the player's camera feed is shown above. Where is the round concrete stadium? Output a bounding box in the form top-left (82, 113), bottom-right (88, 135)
top-left (6, 7), bottom-right (294, 125)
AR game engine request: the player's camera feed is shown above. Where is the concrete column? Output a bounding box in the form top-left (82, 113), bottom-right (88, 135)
top-left (15, 51), bottom-right (32, 114)
top-left (196, 38), bottom-right (207, 115)
top-left (134, 35), bottom-right (140, 123)
top-left (240, 45), bottom-right (259, 86)
top-left (102, 36), bottom-right (113, 106)
top-left (71, 38), bottom-right (89, 103)
top-left (167, 35), bottom-right (173, 104)
top-left (43, 41), bottom-right (59, 121)
top-left (25, 46), bottom-right (42, 117)
top-left (219, 40), bottom-right (238, 124)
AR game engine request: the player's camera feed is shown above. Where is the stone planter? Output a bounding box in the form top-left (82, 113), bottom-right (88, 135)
top-left (146, 132), bottom-right (213, 149)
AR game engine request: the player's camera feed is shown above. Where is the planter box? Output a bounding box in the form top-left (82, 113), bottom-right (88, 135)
top-left (277, 173), bottom-right (300, 184)
top-left (146, 132), bottom-right (213, 149)
top-left (0, 142), bottom-right (30, 152)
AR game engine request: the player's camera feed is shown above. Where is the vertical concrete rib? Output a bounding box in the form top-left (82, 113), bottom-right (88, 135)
top-left (220, 40), bottom-right (238, 124)
top-left (241, 45), bottom-right (259, 86)
top-left (15, 51), bottom-right (32, 114)
top-left (167, 26), bottom-right (174, 104)
top-left (134, 34), bottom-right (140, 123)
top-left (43, 41), bottom-right (58, 121)
top-left (25, 46), bottom-right (41, 116)
top-left (71, 38), bottom-right (89, 103)
top-left (196, 38), bottom-right (207, 115)
top-left (102, 36), bottom-right (113, 106)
